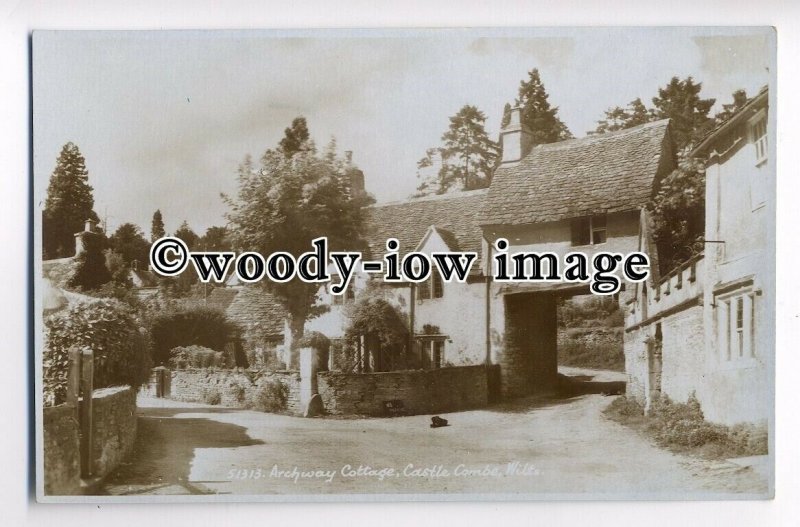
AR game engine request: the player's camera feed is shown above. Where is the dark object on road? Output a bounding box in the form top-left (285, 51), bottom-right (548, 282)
top-left (430, 416), bottom-right (449, 428)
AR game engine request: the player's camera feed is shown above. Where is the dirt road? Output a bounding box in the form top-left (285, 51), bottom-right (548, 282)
top-left (102, 369), bottom-right (769, 498)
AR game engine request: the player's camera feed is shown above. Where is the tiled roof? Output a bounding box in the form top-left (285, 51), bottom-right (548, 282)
top-left (363, 189), bottom-right (487, 260)
top-left (480, 119), bottom-right (673, 226)
top-left (224, 286), bottom-right (286, 337)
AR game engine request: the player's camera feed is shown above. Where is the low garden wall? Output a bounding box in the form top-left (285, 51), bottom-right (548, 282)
top-left (90, 387), bottom-right (138, 479)
top-left (43, 404), bottom-right (81, 495)
top-left (318, 365), bottom-right (495, 416)
top-left (43, 385), bottom-right (137, 495)
top-left (167, 369), bottom-right (302, 415)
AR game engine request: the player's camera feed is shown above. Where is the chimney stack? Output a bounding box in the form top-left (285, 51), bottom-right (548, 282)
top-left (74, 218), bottom-right (99, 256)
top-left (500, 107), bottom-right (533, 165)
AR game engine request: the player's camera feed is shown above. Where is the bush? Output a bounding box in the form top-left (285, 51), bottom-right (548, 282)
top-left (149, 305), bottom-right (238, 365)
top-left (202, 387), bottom-right (222, 405)
top-left (605, 393), bottom-right (768, 458)
top-left (168, 345), bottom-right (232, 369)
top-left (67, 232), bottom-right (111, 291)
top-left (44, 298), bottom-right (152, 406)
top-left (249, 380), bottom-right (288, 413)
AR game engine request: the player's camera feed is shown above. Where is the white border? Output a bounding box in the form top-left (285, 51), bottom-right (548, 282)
top-left (2, 1), bottom-right (798, 526)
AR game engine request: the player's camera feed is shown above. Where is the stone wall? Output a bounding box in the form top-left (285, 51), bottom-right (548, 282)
top-left (167, 369), bottom-right (302, 415)
top-left (42, 386), bottom-right (137, 495)
top-left (43, 404), bottom-right (81, 495)
top-left (90, 387), bottom-right (138, 479)
top-left (317, 365), bottom-right (495, 416)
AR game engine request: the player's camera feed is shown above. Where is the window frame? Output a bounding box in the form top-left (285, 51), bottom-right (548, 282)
top-left (571, 214), bottom-right (608, 247)
top-left (749, 109), bottom-right (768, 166)
top-left (716, 287), bottom-right (757, 365)
top-left (417, 271), bottom-right (444, 301)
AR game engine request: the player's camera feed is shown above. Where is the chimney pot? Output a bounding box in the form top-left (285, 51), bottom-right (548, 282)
top-left (500, 107), bottom-right (533, 165)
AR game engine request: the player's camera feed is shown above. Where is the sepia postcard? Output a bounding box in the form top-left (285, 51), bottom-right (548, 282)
top-left (33, 27), bottom-right (776, 502)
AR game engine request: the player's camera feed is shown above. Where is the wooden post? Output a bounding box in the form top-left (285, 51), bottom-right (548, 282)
top-left (79, 348), bottom-right (94, 478)
top-left (356, 336), bottom-right (362, 373)
top-left (66, 347), bottom-right (81, 417)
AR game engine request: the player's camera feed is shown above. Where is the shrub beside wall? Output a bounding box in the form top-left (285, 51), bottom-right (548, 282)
top-left (44, 299), bottom-right (152, 406)
top-left (167, 369), bottom-right (302, 414)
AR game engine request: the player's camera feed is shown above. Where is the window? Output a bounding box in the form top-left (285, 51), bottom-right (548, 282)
top-left (750, 112), bottom-right (768, 165)
top-left (331, 286), bottom-right (355, 306)
top-left (420, 338), bottom-right (445, 369)
top-left (417, 271), bottom-right (443, 301)
top-left (717, 290), bottom-right (756, 361)
top-left (571, 215), bottom-right (607, 246)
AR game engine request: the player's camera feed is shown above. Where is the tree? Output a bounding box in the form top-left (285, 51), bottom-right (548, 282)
top-left (174, 221), bottom-right (199, 250)
top-left (651, 76), bottom-right (716, 151)
top-left (715, 89), bottom-right (748, 124)
top-left (109, 222), bottom-right (150, 268)
top-left (278, 117), bottom-right (311, 157)
top-left (43, 142), bottom-right (99, 258)
top-left (594, 98), bottom-right (653, 134)
top-left (647, 158), bottom-right (706, 275)
top-left (67, 230), bottom-right (111, 291)
top-left (151, 209), bottom-right (165, 241)
top-left (225, 123), bottom-right (373, 367)
top-left (515, 69), bottom-right (573, 144)
top-left (199, 226), bottom-right (231, 251)
top-left (416, 105), bottom-right (500, 195)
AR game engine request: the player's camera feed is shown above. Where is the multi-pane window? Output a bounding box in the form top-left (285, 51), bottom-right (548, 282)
top-left (417, 271), bottom-right (444, 300)
top-left (571, 215), bottom-right (607, 246)
top-left (751, 114), bottom-right (768, 165)
top-left (717, 290), bottom-right (756, 361)
top-left (420, 339), bottom-right (445, 369)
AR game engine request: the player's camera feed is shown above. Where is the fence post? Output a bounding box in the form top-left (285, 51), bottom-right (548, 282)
top-left (79, 348), bottom-right (94, 478)
top-left (66, 347), bottom-right (82, 418)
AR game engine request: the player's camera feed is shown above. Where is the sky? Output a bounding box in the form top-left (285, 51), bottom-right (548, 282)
top-left (33, 27), bottom-right (773, 236)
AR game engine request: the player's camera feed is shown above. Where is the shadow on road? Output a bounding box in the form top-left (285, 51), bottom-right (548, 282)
top-left (99, 408), bottom-right (263, 495)
top-left (489, 371), bottom-right (626, 414)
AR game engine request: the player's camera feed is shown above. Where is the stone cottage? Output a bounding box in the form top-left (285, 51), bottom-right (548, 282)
top-left (307, 107), bottom-right (675, 399)
top-left (624, 87), bottom-right (773, 426)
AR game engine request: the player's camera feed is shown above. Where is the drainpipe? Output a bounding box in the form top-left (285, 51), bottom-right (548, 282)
top-left (485, 242), bottom-right (492, 365)
top-left (409, 283), bottom-right (416, 356)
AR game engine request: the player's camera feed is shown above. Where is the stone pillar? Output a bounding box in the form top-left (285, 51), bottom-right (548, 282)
top-left (299, 347), bottom-right (323, 417)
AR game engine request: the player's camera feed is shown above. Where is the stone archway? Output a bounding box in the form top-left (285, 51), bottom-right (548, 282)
top-left (500, 292), bottom-right (559, 398)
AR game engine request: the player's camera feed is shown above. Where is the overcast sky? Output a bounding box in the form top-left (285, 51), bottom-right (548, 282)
top-left (33, 27), bottom-right (772, 235)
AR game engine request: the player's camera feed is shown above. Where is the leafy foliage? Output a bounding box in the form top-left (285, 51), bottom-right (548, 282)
top-left (593, 76), bottom-right (716, 152)
top-left (249, 380), bottom-right (289, 413)
top-left (415, 105), bottom-right (499, 195)
top-left (199, 226), bottom-right (231, 251)
top-left (67, 231), bottom-right (112, 291)
top-left (174, 220), bottom-right (199, 250)
top-left (515, 68), bottom-right (573, 144)
top-left (109, 222), bottom-right (150, 268)
top-left (343, 288), bottom-right (410, 370)
top-left (168, 345), bottom-right (233, 369)
top-left (225, 119), bottom-right (373, 367)
top-left (44, 299), bottom-right (152, 406)
top-left (647, 157), bottom-right (706, 274)
top-left (714, 89), bottom-right (749, 124)
top-left (593, 98), bottom-right (652, 134)
top-left (149, 305), bottom-right (238, 365)
top-left (150, 209), bottom-right (165, 242)
top-left (278, 116), bottom-right (311, 157)
top-left (603, 394), bottom-right (768, 458)
top-left (43, 142), bottom-right (99, 259)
